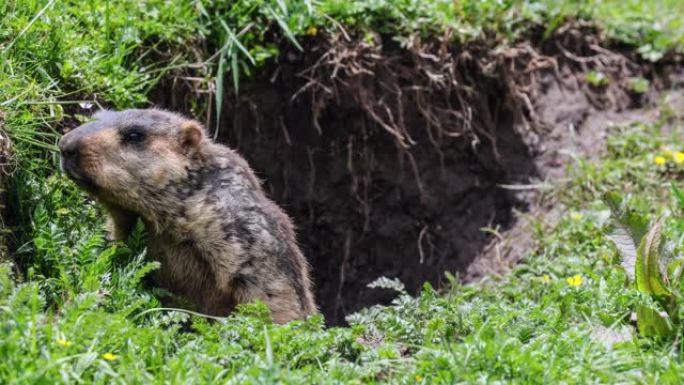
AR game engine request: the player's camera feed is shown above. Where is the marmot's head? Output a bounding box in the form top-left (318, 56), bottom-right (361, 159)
top-left (59, 109), bottom-right (205, 212)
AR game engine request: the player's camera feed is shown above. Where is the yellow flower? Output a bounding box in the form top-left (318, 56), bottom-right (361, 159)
top-left (56, 338), bottom-right (72, 347)
top-left (674, 151), bottom-right (684, 164)
top-left (654, 156), bottom-right (667, 166)
top-left (415, 375), bottom-right (424, 382)
top-left (306, 26), bottom-right (317, 36)
top-left (541, 274), bottom-right (551, 284)
top-left (102, 352), bottom-right (118, 361)
top-left (566, 274), bottom-right (583, 287)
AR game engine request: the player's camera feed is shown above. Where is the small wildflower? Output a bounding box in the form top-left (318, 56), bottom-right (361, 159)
top-left (56, 338), bottom-right (72, 347)
top-left (102, 352), bottom-right (118, 361)
top-left (566, 274), bottom-right (583, 287)
top-left (306, 26), bottom-right (317, 36)
top-left (663, 149), bottom-right (674, 159)
top-left (570, 211), bottom-right (583, 221)
top-left (654, 156), bottom-right (667, 166)
top-left (415, 375), bottom-right (424, 382)
top-left (674, 151), bottom-right (684, 164)
top-left (541, 274), bottom-right (551, 284)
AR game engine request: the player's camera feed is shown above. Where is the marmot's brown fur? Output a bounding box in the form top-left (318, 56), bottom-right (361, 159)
top-left (58, 109), bottom-right (316, 323)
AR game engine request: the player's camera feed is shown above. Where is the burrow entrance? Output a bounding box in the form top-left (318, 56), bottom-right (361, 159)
top-left (151, 25), bottom-right (661, 325)
top-left (222, 92), bottom-right (533, 326)
top-left (231, 104), bottom-right (533, 326)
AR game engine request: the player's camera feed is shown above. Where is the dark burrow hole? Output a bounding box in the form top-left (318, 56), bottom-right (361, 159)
top-left (151, 42), bottom-right (538, 325)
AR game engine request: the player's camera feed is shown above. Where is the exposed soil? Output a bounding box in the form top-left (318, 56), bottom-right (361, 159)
top-left (152, 22), bottom-right (684, 325)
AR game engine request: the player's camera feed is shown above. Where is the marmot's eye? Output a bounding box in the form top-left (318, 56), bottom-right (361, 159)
top-left (122, 129), bottom-right (145, 144)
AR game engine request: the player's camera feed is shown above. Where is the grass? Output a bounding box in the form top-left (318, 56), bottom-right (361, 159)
top-left (4, 122), bottom-right (684, 383)
top-left (2, 0), bottom-right (684, 383)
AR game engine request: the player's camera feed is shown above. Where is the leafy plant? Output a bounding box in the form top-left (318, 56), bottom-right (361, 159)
top-left (586, 70), bottom-right (609, 87)
top-left (628, 77), bottom-right (650, 94)
top-left (604, 190), bottom-right (684, 338)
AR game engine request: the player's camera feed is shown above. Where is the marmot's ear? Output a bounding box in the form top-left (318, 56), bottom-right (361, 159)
top-left (180, 120), bottom-right (205, 153)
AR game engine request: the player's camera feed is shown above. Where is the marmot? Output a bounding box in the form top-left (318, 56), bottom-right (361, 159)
top-left (58, 109), bottom-right (316, 323)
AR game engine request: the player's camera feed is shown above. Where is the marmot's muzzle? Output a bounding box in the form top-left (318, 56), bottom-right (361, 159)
top-left (58, 131), bottom-right (96, 190)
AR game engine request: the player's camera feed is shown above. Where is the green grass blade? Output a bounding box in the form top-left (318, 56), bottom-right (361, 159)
top-left (231, 51), bottom-right (240, 97)
top-left (671, 182), bottom-right (684, 209)
top-left (215, 50), bottom-right (227, 139)
top-left (219, 20), bottom-right (256, 65)
top-left (265, 6), bottom-right (303, 51)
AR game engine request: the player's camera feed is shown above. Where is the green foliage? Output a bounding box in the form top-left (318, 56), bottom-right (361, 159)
top-left (629, 77), bottom-right (651, 94)
top-left (586, 70), bottom-right (609, 87)
top-left (604, 193), bottom-right (684, 339)
top-left (2, 107), bottom-right (684, 382)
top-left (2, 0), bottom-right (684, 383)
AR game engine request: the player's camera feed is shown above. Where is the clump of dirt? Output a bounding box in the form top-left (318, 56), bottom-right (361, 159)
top-left (152, 21), bottom-right (683, 324)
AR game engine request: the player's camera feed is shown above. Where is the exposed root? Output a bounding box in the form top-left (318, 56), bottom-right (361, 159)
top-left (333, 229), bottom-right (352, 322)
top-left (294, 32), bottom-right (479, 151)
top-left (291, 23), bottom-right (635, 178)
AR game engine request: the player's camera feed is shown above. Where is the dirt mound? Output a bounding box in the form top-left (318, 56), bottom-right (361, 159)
top-left (152, 22), bottom-right (682, 324)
